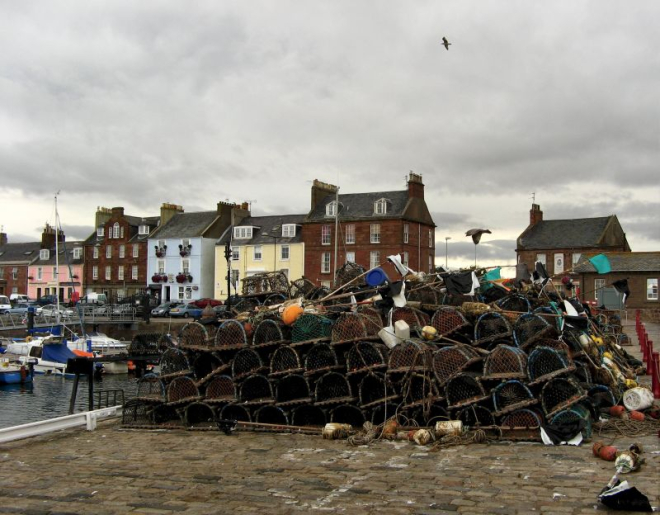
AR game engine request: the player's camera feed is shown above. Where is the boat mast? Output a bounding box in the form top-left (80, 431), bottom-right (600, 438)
top-left (54, 192), bottom-right (61, 326)
top-left (333, 185), bottom-right (339, 286)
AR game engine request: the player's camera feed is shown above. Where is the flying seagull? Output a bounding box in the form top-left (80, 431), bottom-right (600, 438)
top-left (442, 37), bottom-right (451, 51)
top-left (465, 228), bottom-right (491, 245)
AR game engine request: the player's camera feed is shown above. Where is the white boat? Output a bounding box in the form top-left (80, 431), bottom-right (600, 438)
top-left (17, 335), bottom-right (77, 377)
top-left (68, 332), bottom-right (129, 374)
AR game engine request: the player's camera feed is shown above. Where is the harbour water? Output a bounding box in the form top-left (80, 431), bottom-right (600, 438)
top-left (0, 373), bottom-right (139, 429)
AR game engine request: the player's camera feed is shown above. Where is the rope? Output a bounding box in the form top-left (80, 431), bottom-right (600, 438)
top-left (594, 417), bottom-right (660, 440)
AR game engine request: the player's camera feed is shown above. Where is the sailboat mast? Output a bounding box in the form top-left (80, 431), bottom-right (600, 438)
top-left (333, 186), bottom-right (339, 285)
top-left (54, 193), bottom-right (61, 324)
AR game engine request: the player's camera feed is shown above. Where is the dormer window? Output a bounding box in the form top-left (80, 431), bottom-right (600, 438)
top-left (138, 224), bottom-right (149, 235)
top-left (234, 226), bottom-right (253, 239)
top-left (40, 249), bottom-right (50, 260)
top-left (73, 248), bottom-right (82, 259)
top-left (374, 198), bottom-right (388, 215)
top-left (326, 201), bottom-right (337, 217)
top-left (97, 227), bottom-right (104, 237)
top-left (282, 224), bottom-right (296, 237)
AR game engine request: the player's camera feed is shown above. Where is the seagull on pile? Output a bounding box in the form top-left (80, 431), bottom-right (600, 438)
top-left (465, 228), bottom-right (491, 245)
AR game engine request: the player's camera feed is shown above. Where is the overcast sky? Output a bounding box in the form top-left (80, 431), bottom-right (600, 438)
top-left (1, 1), bottom-right (658, 271)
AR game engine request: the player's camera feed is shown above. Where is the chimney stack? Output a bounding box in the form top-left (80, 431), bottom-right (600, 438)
top-left (0, 232), bottom-right (7, 246)
top-left (95, 207), bottom-right (113, 230)
top-left (407, 172), bottom-right (425, 199)
top-left (41, 223), bottom-right (64, 248)
top-left (530, 204), bottom-right (543, 226)
top-left (311, 179), bottom-right (338, 211)
top-left (160, 203), bottom-right (184, 227)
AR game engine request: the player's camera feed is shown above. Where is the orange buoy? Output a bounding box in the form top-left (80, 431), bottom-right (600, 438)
top-left (629, 410), bottom-right (645, 421)
top-left (282, 304), bottom-right (304, 326)
top-left (609, 405), bottom-right (625, 418)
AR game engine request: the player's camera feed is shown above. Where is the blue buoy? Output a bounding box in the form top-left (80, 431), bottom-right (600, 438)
top-left (365, 268), bottom-right (389, 287)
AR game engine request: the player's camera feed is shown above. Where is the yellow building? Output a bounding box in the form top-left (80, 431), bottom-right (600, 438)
top-left (214, 215), bottom-right (306, 299)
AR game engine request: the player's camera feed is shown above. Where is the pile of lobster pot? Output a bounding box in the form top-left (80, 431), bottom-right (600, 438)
top-left (122, 289), bottom-right (640, 440)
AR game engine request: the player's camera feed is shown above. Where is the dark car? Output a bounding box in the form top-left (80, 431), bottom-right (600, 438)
top-left (169, 303), bottom-right (203, 319)
top-left (36, 295), bottom-right (59, 306)
top-left (151, 302), bottom-right (181, 318)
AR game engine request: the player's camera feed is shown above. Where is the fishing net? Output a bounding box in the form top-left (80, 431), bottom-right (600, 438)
top-left (482, 344), bottom-right (528, 380)
top-left (231, 348), bottom-right (265, 381)
top-left (179, 322), bottom-right (211, 350)
top-left (541, 376), bottom-right (586, 417)
top-left (491, 380), bottom-right (537, 416)
top-left (159, 348), bottom-right (192, 380)
top-left (331, 313), bottom-right (380, 345)
top-left (184, 402), bottom-right (216, 428)
top-left (527, 346), bottom-right (574, 385)
top-left (214, 320), bottom-right (249, 350)
top-left (457, 404), bottom-right (495, 428)
top-left (430, 307), bottom-right (470, 337)
top-left (388, 340), bottom-right (433, 373)
top-left (432, 345), bottom-right (482, 386)
top-left (314, 371), bottom-right (354, 406)
top-left (252, 319), bottom-right (289, 347)
top-left (275, 374), bottom-right (312, 407)
top-left (269, 345), bottom-right (303, 377)
top-left (473, 312), bottom-right (513, 346)
top-left (291, 405), bottom-right (327, 427)
top-left (346, 341), bottom-right (388, 375)
top-left (291, 314), bottom-right (333, 345)
top-left (219, 403), bottom-right (251, 422)
top-left (358, 373), bottom-right (399, 409)
top-left (204, 375), bottom-right (237, 405)
top-left (238, 374), bottom-right (274, 405)
top-left (134, 373), bottom-right (166, 402)
top-left (166, 376), bottom-right (201, 406)
top-left (445, 372), bottom-right (487, 409)
top-left (330, 404), bottom-right (365, 428)
top-left (304, 343), bottom-right (342, 376)
top-left (499, 408), bottom-right (543, 429)
top-left (254, 405), bottom-right (289, 426)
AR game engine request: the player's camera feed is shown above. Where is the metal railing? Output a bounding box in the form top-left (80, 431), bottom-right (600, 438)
top-left (0, 305), bottom-right (138, 331)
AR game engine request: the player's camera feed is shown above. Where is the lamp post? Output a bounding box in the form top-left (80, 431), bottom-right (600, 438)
top-left (445, 237), bottom-right (451, 269)
top-left (223, 241), bottom-right (232, 311)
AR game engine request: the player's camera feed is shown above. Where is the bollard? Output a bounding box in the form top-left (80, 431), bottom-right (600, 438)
top-left (652, 352), bottom-right (660, 400)
top-left (640, 331), bottom-right (647, 358)
top-left (644, 340), bottom-right (653, 365)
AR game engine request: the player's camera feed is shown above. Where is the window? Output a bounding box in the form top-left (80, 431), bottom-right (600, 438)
top-left (120, 226), bottom-right (124, 238)
top-left (93, 247), bottom-right (99, 259)
top-left (112, 223), bottom-right (120, 239)
top-left (233, 226), bottom-right (253, 239)
top-left (572, 253), bottom-right (582, 266)
top-left (321, 252), bottom-right (331, 273)
top-left (370, 251), bottom-right (380, 269)
top-left (185, 287), bottom-right (192, 299)
top-left (326, 201), bottom-right (337, 217)
top-left (106, 245), bottom-right (112, 258)
top-left (132, 265), bottom-right (138, 280)
top-left (40, 249), bottom-right (49, 260)
top-left (253, 246), bottom-right (262, 261)
top-left (403, 251), bottom-right (409, 266)
top-left (374, 199), bottom-right (387, 215)
top-left (0, 267), bottom-right (3, 278)
top-left (403, 223), bottom-right (409, 244)
top-left (158, 260), bottom-right (165, 274)
top-left (119, 245), bottom-right (125, 259)
top-left (11, 268), bottom-right (17, 280)
top-left (133, 244), bottom-right (139, 258)
top-left (118, 266), bottom-right (124, 281)
top-left (370, 224), bottom-right (380, 244)
top-left (428, 229), bottom-right (434, 248)
top-left (536, 253), bottom-right (547, 266)
top-left (182, 259), bottom-right (190, 274)
top-left (321, 281), bottom-right (331, 288)
top-left (73, 248), bottom-right (82, 259)
top-left (138, 225), bottom-right (149, 235)
top-left (429, 255), bottom-right (434, 272)
top-left (92, 266), bottom-right (98, 280)
top-left (105, 266), bottom-right (112, 281)
top-left (648, 279), bottom-right (658, 301)
top-left (346, 251), bottom-right (355, 263)
top-left (37, 267), bottom-right (43, 280)
top-left (345, 224), bottom-right (355, 244)
top-left (178, 287), bottom-right (184, 300)
top-left (232, 247), bottom-right (240, 261)
top-left (322, 225), bottom-right (331, 245)
top-left (594, 279), bottom-right (606, 302)
top-left (97, 227), bottom-right (104, 237)
top-left (554, 253), bottom-right (564, 274)
top-left (282, 224), bottom-right (296, 237)
top-left (281, 245), bottom-right (290, 260)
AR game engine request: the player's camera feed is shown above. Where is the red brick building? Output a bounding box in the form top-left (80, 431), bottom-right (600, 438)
top-left (0, 232), bottom-right (41, 298)
top-left (302, 172), bottom-right (436, 287)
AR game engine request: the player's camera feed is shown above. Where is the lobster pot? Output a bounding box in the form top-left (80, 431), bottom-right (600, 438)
top-left (331, 313), bottom-right (380, 346)
top-left (335, 262), bottom-right (366, 287)
top-left (184, 402), bottom-right (216, 428)
top-left (159, 348), bottom-right (192, 380)
top-left (135, 373), bottom-right (166, 402)
top-left (231, 297), bottom-right (261, 313)
top-left (500, 408), bottom-right (543, 429)
top-left (587, 385), bottom-right (616, 410)
top-left (180, 322), bottom-right (212, 351)
top-left (457, 405), bottom-right (495, 428)
top-left (291, 405), bottom-right (327, 427)
top-left (513, 314), bottom-right (556, 348)
top-left (406, 284), bottom-right (440, 305)
top-left (491, 380), bottom-right (537, 416)
top-left (253, 319), bottom-right (290, 347)
top-left (204, 375), bottom-right (237, 405)
top-left (292, 314), bottom-right (333, 345)
top-left (214, 320), bottom-right (249, 351)
top-left (402, 372), bottom-right (441, 407)
top-left (430, 307), bottom-right (470, 337)
top-left (573, 360), bottom-right (593, 386)
top-left (192, 353), bottom-right (225, 382)
top-left (122, 399), bottom-right (158, 426)
top-left (304, 343), bottom-right (342, 376)
top-left (314, 372), bottom-right (355, 406)
top-left (473, 312), bottom-right (513, 346)
top-left (263, 293), bottom-right (287, 307)
top-left (370, 403), bottom-right (399, 425)
top-left (482, 345), bottom-right (528, 380)
top-left (239, 374), bottom-right (274, 406)
top-left (270, 345), bottom-right (303, 377)
top-left (388, 340), bottom-right (433, 374)
top-left (432, 345), bottom-right (481, 386)
top-left (130, 333), bottom-right (166, 355)
top-left (550, 404), bottom-right (592, 440)
top-left (357, 306), bottom-right (383, 326)
top-left (496, 293), bottom-right (532, 314)
top-left (254, 405), bottom-right (289, 426)
top-left (441, 293), bottom-right (473, 307)
top-left (533, 306), bottom-right (563, 332)
top-left (153, 404), bottom-right (184, 426)
top-left (166, 376), bottom-right (201, 406)
top-left (445, 373), bottom-right (488, 409)
top-left (220, 403), bottom-right (251, 422)
top-left (346, 342), bottom-right (388, 376)
top-left (242, 271), bottom-right (289, 296)
top-left (558, 330), bottom-right (586, 355)
top-left (275, 374), bottom-right (312, 407)
top-left (290, 278), bottom-right (317, 298)
top-left (330, 404), bottom-right (365, 428)
top-left (358, 373), bottom-right (399, 409)
top-left (541, 377), bottom-right (586, 417)
top-left (392, 307), bottom-right (431, 332)
top-left (232, 348), bottom-right (265, 381)
top-left (528, 346), bottom-right (574, 385)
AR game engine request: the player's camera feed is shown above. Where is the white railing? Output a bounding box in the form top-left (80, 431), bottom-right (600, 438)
top-left (0, 405), bottom-right (122, 444)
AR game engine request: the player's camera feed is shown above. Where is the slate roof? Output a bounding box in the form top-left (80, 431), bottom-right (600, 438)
top-left (151, 211), bottom-right (220, 239)
top-left (573, 252), bottom-right (660, 273)
top-left (217, 214), bottom-right (306, 246)
top-left (306, 190), bottom-right (411, 222)
top-left (517, 216), bottom-right (615, 250)
top-left (0, 242), bottom-right (42, 264)
top-left (30, 242), bottom-right (86, 266)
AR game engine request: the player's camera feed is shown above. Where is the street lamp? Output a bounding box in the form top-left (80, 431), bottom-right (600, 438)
top-left (223, 241), bottom-right (232, 311)
top-left (445, 237), bottom-right (451, 269)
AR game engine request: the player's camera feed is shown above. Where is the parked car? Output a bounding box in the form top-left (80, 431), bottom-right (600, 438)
top-left (151, 302), bottom-right (181, 318)
top-left (35, 295), bottom-right (59, 306)
top-left (38, 304), bottom-right (74, 319)
top-left (110, 304), bottom-right (135, 319)
top-left (169, 303), bottom-right (203, 319)
top-left (8, 303), bottom-right (32, 316)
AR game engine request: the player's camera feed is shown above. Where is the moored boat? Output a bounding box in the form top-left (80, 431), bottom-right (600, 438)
top-left (0, 359), bottom-right (34, 384)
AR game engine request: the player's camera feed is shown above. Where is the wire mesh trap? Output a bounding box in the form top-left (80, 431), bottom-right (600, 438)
top-left (541, 376), bottom-right (586, 418)
top-left (252, 319), bottom-right (290, 347)
top-left (289, 278), bottom-right (317, 299)
top-left (482, 345), bottom-right (528, 380)
top-left (334, 262), bottom-right (366, 287)
top-left (496, 293), bottom-right (532, 314)
top-left (204, 375), bottom-right (237, 404)
top-left (214, 320), bottom-right (249, 350)
top-left (445, 372), bottom-right (488, 409)
top-left (491, 380), bottom-right (537, 416)
top-left (231, 296), bottom-right (261, 314)
top-left (314, 371), bottom-right (355, 406)
top-left (269, 345), bottom-right (303, 377)
top-left (331, 313), bottom-right (381, 345)
top-left (499, 408), bottom-right (543, 429)
top-left (527, 346), bottom-right (575, 385)
top-left (473, 312), bottom-right (513, 346)
top-left (238, 374), bottom-right (274, 406)
top-left (122, 399), bottom-right (160, 427)
top-left (219, 403), bottom-right (251, 423)
top-left (184, 402), bottom-right (216, 428)
top-left (457, 404), bottom-right (495, 428)
top-left (159, 348), bottom-right (192, 380)
top-left (406, 283), bottom-right (441, 305)
top-left (232, 348), bottom-right (266, 381)
top-left (430, 307), bottom-right (471, 337)
top-left (254, 405), bottom-right (289, 426)
top-left (573, 360), bottom-right (593, 386)
top-left (291, 405), bottom-right (327, 427)
top-left (304, 343), bottom-right (342, 376)
top-left (513, 313), bottom-right (556, 348)
top-left (330, 404), bottom-right (365, 428)
top-left (129, 332), bottom-right (166, 355)
top-left (388, 340), bottom-right (433, 373)
top-left (192, 353), bottom-right (226, 383)
top-left (401, 372), bottom-right (441, 408)
top-left (432, 345), bottom-right (482, 386)
top-left (550, 403), bottom-right (592, 440)
top-left (263, 293), bottom-right (287, 307)
top-left (166, 376), bottom-right (202, 406)
top-left (134, 373), bottom-right (166, 402)
top-left (275, 374), bottom-right (312, 407)
top-left (291, 314), bottom-right (333, 346)
top-left (346, 341), bottom-right (388, 375)
top-left (587, 385), bottom-right (617, 410)
top-left (179, 322), bottom-right (212, 350)
top-left (392, 307), bottom-right (431, 332)
top-left (241, 271), bottom-right (290, 297)
top-left (370, 403), bottom-right (399, 426)
top-left (358, 373), bottom-right (400, 409)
